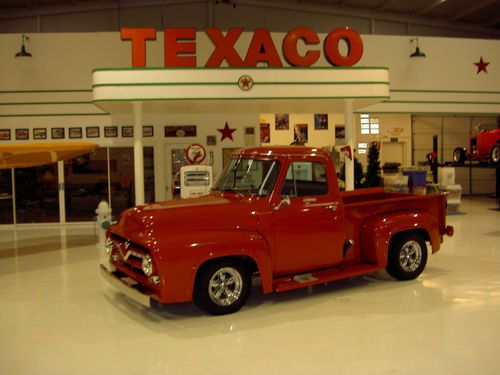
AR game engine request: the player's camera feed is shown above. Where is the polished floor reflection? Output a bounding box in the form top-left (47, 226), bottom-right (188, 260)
top-left (0, 196), bottom-right (499, 375)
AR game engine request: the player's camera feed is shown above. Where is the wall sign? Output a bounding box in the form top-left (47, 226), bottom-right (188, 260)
top-left (185, 143), bottom-right (206, 164)
top-left (121, 27), bottom-right (363, 68)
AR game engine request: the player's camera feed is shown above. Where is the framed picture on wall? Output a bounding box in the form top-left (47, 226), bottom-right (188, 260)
top-left (33, 128), bottom-right (47, 140)
top-left (0, 129), bottom-right (11, 141)
top-left (207, 135), bottom-right (217, 146)
top-left (51, 128), bottom-right (65, 139)
top-left (260, 123), bottom-right (270, 143)
top-left (165, 125), bottom-right (197, 137)
top-left (69, 127), bottom-right (82, 139)
top-left (104, 126), bottom-right (118, 138)
top-left (16, 128), bottom-right (29, 140)
top-left (122, 126), bottom-right (134, 137)
top-left (314, 114), bottom-right (328, 130)
top-left (335, 125), bottom-right (345, 145)
top-left (293, 123), bottom-right (308, 144)
top-left (143, 125), bottom-right (153, 137)
top-left (86, 126), bottom-right (100, 138)
top-left (275, 114), bottom-right (289, 130)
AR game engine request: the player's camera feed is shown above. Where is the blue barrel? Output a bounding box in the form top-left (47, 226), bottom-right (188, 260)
top-left (403, 170), bottom-right (426, 186)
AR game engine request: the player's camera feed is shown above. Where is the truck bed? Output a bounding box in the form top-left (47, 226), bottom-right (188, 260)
top-left (340, 187), bottom-right (447, 263)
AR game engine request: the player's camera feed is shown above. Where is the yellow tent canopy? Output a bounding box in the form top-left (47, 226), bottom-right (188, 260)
top-left (0, 142), bottom-right (98, 169)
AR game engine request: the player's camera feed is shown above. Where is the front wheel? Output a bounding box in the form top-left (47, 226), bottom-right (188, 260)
top-left (193, 260), bottom-right (251, 315)
top-left (490, 143), bottom-right (500, 164)
top-left (386, 233), bottom-right (428, 280)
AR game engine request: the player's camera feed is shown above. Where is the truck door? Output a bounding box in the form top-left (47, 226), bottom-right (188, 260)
top-left (272, 159), bottom-right (346, 276)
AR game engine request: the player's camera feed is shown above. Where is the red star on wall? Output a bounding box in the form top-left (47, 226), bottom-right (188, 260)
top-left (218, 122), bottom-right (236, 141)
top-left (474, 57), bottom-right (489, 74)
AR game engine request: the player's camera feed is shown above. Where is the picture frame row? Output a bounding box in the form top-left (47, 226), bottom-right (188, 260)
top-left (0, 126), bottom-right (155, 141)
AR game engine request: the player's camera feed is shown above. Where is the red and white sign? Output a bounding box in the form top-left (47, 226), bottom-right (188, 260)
top-left (121, 27), bottom-right (363, 68)
top-left (185, 143), bottom-right (206, 164)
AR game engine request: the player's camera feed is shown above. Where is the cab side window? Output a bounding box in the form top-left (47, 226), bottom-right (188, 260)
top-left (280, 162), bottom-right (328, 197)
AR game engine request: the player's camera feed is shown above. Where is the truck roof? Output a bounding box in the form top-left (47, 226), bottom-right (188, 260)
top-left (238, 146), bottom-right (331, 158)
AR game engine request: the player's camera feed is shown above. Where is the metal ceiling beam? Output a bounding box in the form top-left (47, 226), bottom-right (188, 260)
top-left (234, 0), bottom-right (499, 36)
top-left (338, 0), bottom-right (352, 7)
top-left (485, 14), bottom-right (500, 26)
top-left (24, 0), bottom-right (36, 8)
top-left (0, 0), bottom-right (203, 20)
top-left (414, 0), bottom-right (447, 17)
top-left (1, 0), bottom-right (499, 37)
top-left (449, 0), bottom-right (496, 21)
top-left (375, 0), bottom-right (393, 13)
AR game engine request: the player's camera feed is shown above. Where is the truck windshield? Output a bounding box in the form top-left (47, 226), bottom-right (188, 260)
top-left (214, 158), bottom-right (280, 196)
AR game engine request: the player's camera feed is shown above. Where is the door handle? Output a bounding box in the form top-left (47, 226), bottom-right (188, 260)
top-left (325, 203), bottom-right (339, 211)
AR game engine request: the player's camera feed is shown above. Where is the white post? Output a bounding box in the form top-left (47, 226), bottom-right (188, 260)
top-left (57, 160), bottom-right (65, 223)
top-left (133, 101), bottom-right (145, 205)
top-left (344, 99), bottom-right (355, 191)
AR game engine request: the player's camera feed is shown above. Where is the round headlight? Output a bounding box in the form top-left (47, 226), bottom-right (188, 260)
top-left (105, 237), bottom-right (114, 254)
top-left (142, 255), bottom-right (154, 276)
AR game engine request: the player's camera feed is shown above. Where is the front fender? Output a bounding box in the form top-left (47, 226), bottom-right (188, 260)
top-left (153, 230), bottom-right (273, 304)
top-left (360, 211), bottom-right (440, 267)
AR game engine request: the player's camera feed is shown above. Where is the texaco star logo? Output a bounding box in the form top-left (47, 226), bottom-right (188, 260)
top-left (238, 75), bottom-right (254, 91)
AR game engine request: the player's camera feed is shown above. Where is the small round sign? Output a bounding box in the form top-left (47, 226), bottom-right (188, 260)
top-left (238, 75), bottom-right (254, 91)
top-left (185, 143), bottom-right (207, 164)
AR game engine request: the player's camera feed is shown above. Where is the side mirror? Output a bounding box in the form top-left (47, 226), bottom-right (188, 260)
top-left (273, 196), bottom-right (291, 211)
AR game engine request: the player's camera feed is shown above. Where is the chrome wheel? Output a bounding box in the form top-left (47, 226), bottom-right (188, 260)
top-left (491, 145), bottom-right (500, 164)
top-left (399, 240), bottom-right (422, 272)
top-left (208, 267), bottom-right (243, 307)
top-left (453, 148), bottom-right (465, 164)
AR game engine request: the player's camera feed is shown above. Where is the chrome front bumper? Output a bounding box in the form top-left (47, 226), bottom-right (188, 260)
top-left (99, 264), bottom-right (151, 308)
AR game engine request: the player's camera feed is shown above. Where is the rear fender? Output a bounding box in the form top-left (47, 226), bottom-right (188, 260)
top-left (360, 211), bottom-right (440, 267)
top-left (156, 230), bottom-right (273, 303)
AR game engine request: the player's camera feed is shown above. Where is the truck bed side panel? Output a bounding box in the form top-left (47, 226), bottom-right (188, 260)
top-left (340, 188), bottom-right (447, 263)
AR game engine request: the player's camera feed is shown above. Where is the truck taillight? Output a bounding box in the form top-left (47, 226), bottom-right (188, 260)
top-left (445, 225), bottom-right (454, 237)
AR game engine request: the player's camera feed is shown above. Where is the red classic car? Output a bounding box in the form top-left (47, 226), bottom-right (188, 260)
top-left (453, 124), bottom-right (500, 164)
top-left (101, 146), bottom-right (453, 315)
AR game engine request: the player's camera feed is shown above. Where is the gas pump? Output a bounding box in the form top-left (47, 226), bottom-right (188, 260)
top-left (179, 143), bottom-right (213, 199)
top-left (180, 165), bottom-right (213, 198)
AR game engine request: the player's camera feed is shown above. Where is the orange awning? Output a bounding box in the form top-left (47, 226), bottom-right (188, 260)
top-left (0, 142), bottom-right (98, 169)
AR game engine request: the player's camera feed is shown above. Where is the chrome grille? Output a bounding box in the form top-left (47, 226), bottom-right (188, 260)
top-left (109, 235), bottom-right (149, 276)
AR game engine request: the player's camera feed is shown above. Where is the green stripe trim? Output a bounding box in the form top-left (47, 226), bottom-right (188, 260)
top-left (0, 101), bottom-right (96, 106)
top-left (384, 100), bottom-right (500, 105)
top-left (92, 66), bottom-right (390, 72)
top-left (92, 81), bottom-right (390, 88)
top-left (93, 96), bottom-right (391, 102)
top-left (0, 113), bottom-right (109, 118)
top-left (0, 89), bottom-right (92, 94)
top-left (390, 89), bottom-right (500, 95)
top-left (354, 111), bottom-right (500, 115)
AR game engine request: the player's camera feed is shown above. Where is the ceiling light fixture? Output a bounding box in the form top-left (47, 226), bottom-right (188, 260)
top-left (409, 37), bottom-right (426, 58)
top-left (15, 34), bottom-right (32, 58)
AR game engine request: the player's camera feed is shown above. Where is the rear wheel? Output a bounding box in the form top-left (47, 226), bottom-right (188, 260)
top-left (193, 259), bottom-right (251, 315)
top-left (453, 147), bottom-right (466, 164)
top-left (386, 232), bottom-right (428, 280)
top-left (490, 143), bottom-right (500, 164)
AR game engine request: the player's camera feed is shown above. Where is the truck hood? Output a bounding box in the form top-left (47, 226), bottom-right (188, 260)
top-left (110, 194), bottom-right (261, 247)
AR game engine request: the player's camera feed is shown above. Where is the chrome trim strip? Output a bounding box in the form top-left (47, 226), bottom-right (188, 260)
top-left (123, 250), bottom-right (144, 261)
top-left (99, 264), bottom-right (151, 308)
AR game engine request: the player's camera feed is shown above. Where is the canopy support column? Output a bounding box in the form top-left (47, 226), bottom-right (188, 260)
top-left (344, 99), bottom-right (355, 191)
top-left (133, 101), bottom-right (145, 205)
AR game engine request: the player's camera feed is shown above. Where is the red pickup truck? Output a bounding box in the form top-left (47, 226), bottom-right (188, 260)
top-left (100, 146), bottom-right (453, 315)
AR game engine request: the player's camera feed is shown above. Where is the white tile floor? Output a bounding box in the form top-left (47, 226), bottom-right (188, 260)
top-left (0, 196), bottom-right (499, 375)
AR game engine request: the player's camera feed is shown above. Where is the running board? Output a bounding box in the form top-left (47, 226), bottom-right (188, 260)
top-left (273, 264), bottom-right (381, 293)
